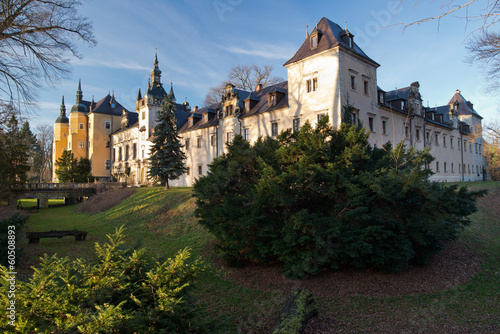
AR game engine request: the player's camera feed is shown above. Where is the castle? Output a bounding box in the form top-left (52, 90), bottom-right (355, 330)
top-left (53, 17), bottom-right (484, 185)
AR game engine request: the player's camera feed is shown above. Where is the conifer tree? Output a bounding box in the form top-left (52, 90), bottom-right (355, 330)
top-left (148, 92), bottom-right (186, 189)
top-left (2, 114), bottom-right (30, 187)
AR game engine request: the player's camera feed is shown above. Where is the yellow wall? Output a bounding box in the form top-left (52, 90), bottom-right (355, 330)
top-left (88, 113), bottom-right (121, 178)
top-left (52, 122), bottom-right (69, 181)
top-left (69, 112), bottom-right (88, 159)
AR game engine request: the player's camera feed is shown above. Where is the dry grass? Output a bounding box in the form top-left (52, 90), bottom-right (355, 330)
top-left (76, 187), bottom-right (135, 215)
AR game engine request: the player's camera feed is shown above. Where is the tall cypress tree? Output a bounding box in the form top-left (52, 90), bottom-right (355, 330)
top-left (148, 92), bottom-right (186, 189)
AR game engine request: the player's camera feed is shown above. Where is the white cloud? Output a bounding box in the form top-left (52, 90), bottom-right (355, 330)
top-left (220, 41), bottom-right (296, 60)
top-left (75, 58), bottom-right (150, 71)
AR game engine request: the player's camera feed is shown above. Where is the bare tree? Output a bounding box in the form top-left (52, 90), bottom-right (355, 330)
top-left (35, 124), bottom-right (54, 182)
top-left (203, 64), bottom-right (283, 106)
top-left (394, 1), bottom-right (500, 90)
top-left (0, 0), bottom-right (96, 113)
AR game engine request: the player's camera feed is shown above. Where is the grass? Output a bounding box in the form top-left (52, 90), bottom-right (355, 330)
top-left (17, 182), bottom-right (500, 333)
top-left (17, 198), bottom-right (66, 209)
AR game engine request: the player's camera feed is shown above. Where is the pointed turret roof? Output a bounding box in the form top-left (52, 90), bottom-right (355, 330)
top-left (284, 17), bottom-right (379, 67)
top-left (447, 90), bottom-right (482, 119)
top-left (55, 96), bottom-right (69, 123)
top-left (136, 88), bottom-right (142, 101)
top-left (71, 80), bottom-right (88, 113)
top-left (170, 83), bottom-right (176, 101)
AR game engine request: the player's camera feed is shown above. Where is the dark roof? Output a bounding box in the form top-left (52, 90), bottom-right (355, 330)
top-left (448, 91), bottom-right (483, 119)
top-left (240, 81), bottom-right (288, 118)
top-left (91, 94), bottom-right (132, 116)
top-left (146, 82), bottom-right (168, 99)
top-left (385, 87), bottom-right (411, 102)
top-left (55, 114), bottom-right (69, 124)
top-left (284, 17), bottom-right (379, 67)
top-left (178, 103), bottom-right (220, 133)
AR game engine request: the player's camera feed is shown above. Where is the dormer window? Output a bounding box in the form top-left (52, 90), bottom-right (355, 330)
top-left (379, 92), bottom-right (385, 104)
top-left (225, 105), bottom-right (233, 117)
top-left (203, 113), bottom-right (208, 123)
top-left (189, 118), bottom-right (193, 127)
top-left (310, 34), bottom-right (318, 49)
top-left (269, 94), bottom-right (276, 106)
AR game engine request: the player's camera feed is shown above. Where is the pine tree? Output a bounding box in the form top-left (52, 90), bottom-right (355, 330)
top-left (2, 114), bottom-right (30, 187)
top-left (148, 92), bottom-right (186, 189)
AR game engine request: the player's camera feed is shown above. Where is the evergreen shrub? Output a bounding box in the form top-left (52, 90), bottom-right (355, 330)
top-left (0, 213), bottom-right (27, 267)
top-left (193, 118), bottom-right (485, 278)
top-left (0, 227), bottom-right (209, 333)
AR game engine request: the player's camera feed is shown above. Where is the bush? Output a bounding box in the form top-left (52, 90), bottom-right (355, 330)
top-left (193, 118), bottom-right (485, 278)
top-left (0, 212), bottom-right (27, 267)
top-left (76, 187), bottom-right (135, 215)
top-left (0, 227), bottom-right (210, 333)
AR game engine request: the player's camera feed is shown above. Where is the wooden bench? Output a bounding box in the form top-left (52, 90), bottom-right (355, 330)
top-left (26, 230), bottom-right (88, 244)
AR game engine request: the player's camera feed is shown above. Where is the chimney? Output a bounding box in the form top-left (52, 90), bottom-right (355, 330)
top-left (255, 84), bottom-right (263, 92)
top-left (193, 106), bottom-right (199, 112)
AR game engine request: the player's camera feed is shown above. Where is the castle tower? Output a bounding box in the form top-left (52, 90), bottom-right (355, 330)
top-left (69, 79), bottom-right (89, 159)
top-left (52, 96), bottom-right (70, 181)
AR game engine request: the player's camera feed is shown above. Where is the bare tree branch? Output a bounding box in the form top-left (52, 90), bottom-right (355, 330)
top-left (0, 0), bottom-right (96, 114)
top-left (203, 63), bottom-right (284, 107)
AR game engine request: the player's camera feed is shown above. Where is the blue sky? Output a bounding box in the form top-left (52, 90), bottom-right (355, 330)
top-left (32, 0), bottom-right (499, 128)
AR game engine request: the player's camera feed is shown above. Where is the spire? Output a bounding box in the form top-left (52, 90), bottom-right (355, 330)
top-left (169, 82), bottom-right (176, 100)
top-left (305, 24), bottom-right (309, 40)
top-left (76, 79), bottom-right (83, 103)
top-left (150, 49), bottom-right (162, 86)
top-left (60, 96), bottom-right (66, 115)
top-left (136, 88), bottom-right (142, 101)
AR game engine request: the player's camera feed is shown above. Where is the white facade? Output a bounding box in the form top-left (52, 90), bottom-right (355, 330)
top-left (112, 17), bottom-right (485, 187)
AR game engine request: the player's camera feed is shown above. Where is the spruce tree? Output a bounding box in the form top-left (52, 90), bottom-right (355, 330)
top-left (148, 92), bottom-right (186, 189)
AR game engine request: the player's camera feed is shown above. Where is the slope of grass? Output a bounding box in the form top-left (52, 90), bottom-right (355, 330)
top-left (19, 182), bottom-right (500, 333)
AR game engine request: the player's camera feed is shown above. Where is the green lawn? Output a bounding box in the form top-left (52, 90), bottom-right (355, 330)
top-left (17, 198), bottom-right (66, 209)
top-left (18, 182), bottom-right (500, 333)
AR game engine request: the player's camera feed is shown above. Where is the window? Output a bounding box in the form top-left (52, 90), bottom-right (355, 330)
top-left (244, 128), bottom-right (250, 141)
top-left (436, 161), bottom-right (439, 172)
top-left (106, 141), bottom-right (110, 148)
top-left (444, 162), bottom-right (447, 172)
top-left (125, 145), bottom-right (129, 160)
top-left (306, 78), bottom-right (318, 93)
top-left (226, 131), bottom-right (233, 143)
top-left (119, 147), bottom-right (122, 161)
top-left (317, 114), bottom-right (326, 123)
top-left (310, 34), bottom-right (318, 48)
top-left (133, 144), bottom-right (137, 159)
top-left (469, 143), bottom-right (472, 152)
top-left (203, 113), bottom-right (208, 123)
top-left (479, 144), bottom-right (482, 152)
top-left (185, 138), bottom-right (190, 150)
top-left (369, 117), bottom-right (374, 132)
top-left (443, 135), bottom-right (447, 147)
top-left (405, 126), bottom-right (409, 138)
top-left (451, 137), bottom-right (454, 148)
top-left (350, 75), bottom-right (357, 90)
top-left (186, 167), bottom-right (190, 176)
top-left (105, 121), bottom-right (111, 129)
top-left (269, 94), bottom-right (276, 106)
top-left (211, 135), bottom-right (216, 146)
top-left (271, 122), bottom-right (278, 137)
top-left (416, 129), bottom-right (421, 141)
top-left (379, 92), bottom-right (385, 104)
top-left (293, 118), bottom-right (300, 132)
top-left (79, 123), bottom-right (84, 130)
top-left (79, 141), bottom-right (85, 149)
top-left (468, 165), bottom-right (471, 174)
top-left (451, 163), bottom-right (454, 173)
top-left (382, 120), bottom-right (387, 134)
top-left (113, 148), bottom-right (116, 161)
top-left (198, 165), bottom-right (203, 175)
top-left (105, 160), bottom-right (110, 170)
top-left (464, 141), bottom-right (467, 152)
top-left (475, 143), bottom-right (478, 153)
top-left (401, 101), bottom-right (405, 110)
top-left (435, 134), bottom-right (439, 146)
top-left (426, 132), bottom-right (430, 144)
top-left (226, 105), bottom-right (233, 116)
top-left (352, 112), bottom-right (357, 125)
top-left (363, 80), bottom-right (369, 95)
top-left (197, 137), bottom-right (202, 148)
top-left (458, 139), bottom-right (461, 150)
